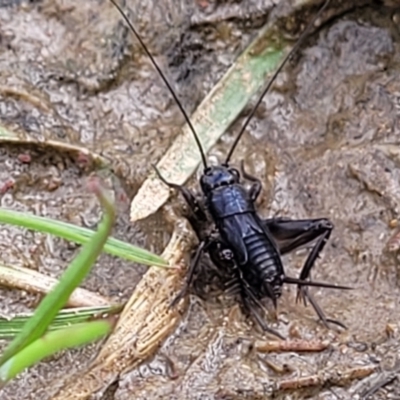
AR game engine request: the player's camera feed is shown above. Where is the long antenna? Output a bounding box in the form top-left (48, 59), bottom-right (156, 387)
top-left (109, 0), bottom-right (208, 169)
top-left (224, 0), bottom-right (331, 164)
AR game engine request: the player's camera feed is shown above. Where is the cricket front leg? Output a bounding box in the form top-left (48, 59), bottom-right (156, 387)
top-left (153, 165), bottom-right (207, 223)
top-left (170, 240), bottom-right (207, 307)
top-left (239, 160), bottom-right (262, 202)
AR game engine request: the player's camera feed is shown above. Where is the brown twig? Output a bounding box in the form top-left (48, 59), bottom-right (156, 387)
top-left (216, 364), bottom-right (378, 399)
top-left (360, 362), bottom-right (400, 399)
top-left (276, 364), bottom-right (378, 391)
top-left (255, 339), bottom-right (330, 353)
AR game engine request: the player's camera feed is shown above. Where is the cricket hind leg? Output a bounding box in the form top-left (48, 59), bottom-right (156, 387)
top-left (263, 217), bottom-right (334, 283)
top-left (263, 217), bottom-right (347, 329)
top-left (263, 217), bottom-right (333, 257)
top-left (303, 289), bottom-right (347, 329)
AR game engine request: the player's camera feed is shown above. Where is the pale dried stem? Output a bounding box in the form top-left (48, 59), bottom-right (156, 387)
top-left (53, 218), bottom-right (195, 400)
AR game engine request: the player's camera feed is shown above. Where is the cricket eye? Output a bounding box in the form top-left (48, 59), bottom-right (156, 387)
top-left (229, 168), bottom-right (239, 179)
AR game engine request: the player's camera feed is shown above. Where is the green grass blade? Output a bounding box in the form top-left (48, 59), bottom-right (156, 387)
top-left (0, 306), bottom-right (122, 339)
top-left (0, 319), bottom-right (115, 385)
top-left (0, 181), bottom-right (115, 366)
top-left (0, 208), bottom-right (168, 268)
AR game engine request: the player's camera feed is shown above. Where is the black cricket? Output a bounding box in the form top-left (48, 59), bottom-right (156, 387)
top-left (110, 0), bottom-right (351, 338)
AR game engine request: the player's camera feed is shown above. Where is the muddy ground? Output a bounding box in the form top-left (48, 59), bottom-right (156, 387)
top-left (0, 0), bottom-right (399, 399)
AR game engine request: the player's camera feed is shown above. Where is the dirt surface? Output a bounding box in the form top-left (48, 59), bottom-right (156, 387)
top-left (0, 0), bottom-right (400, 399)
